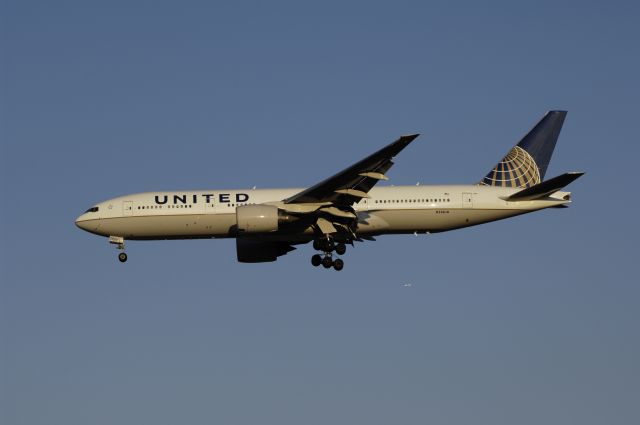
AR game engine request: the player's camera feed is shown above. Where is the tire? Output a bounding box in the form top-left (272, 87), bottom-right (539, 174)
top-left (322, 240), bottom-right (335, 252)
top-left (335, 243), bottom-right (346, 255)
top-left (313, 240), bottom-right (322, 251)
top-left (333, 258), bottom-right (344, 271)
top-left (311, 254), bottom-right (322, 267)
top-left (322, 256), bottom-right (333, 268)
top-left (118, 252), bottom-right (128, 263)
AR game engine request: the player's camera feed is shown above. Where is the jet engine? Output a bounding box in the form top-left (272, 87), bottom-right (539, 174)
top-left (236, 238), bottom-right (296, 263)
top-left (236, 204), bottom-right (297, 233)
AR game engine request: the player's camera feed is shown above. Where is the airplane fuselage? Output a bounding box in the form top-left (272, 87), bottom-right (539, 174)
top-left (75, 185), bottom-right (571, 241)
top-left (75, 111), bottom-right (581, 268)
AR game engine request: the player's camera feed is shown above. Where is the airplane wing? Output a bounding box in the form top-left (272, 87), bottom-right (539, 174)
top-left (284, 134), bottom-right (419, 205)
top-left (279, 134), bottom-right (419, 241)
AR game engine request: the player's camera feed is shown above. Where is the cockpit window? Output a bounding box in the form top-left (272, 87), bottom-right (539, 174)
top-left (85, 207), bottom-right (99, 213)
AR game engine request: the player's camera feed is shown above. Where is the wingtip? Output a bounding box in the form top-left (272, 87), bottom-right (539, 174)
top-left (401, 133), bottom-right (420, 141)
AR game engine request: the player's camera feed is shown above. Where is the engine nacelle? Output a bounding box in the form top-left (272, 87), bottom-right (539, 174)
top-left (236, 204), bottom-right (280, 233)
top-left (236, 238), bottom-right (295, 263)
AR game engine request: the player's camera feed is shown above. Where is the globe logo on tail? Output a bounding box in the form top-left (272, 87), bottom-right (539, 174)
top-left (480, 146), bottom-right (541, 188)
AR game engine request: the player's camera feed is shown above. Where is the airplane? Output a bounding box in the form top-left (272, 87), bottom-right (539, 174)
top-left (75, 110), bottom-right (583, 271)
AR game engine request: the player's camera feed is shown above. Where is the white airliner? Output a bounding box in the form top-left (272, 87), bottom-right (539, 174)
top-left (76, 111), bottom-right (583, 270)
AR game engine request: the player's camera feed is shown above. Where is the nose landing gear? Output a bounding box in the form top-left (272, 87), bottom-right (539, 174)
top-left (109, 236), bottom-right (128, 263)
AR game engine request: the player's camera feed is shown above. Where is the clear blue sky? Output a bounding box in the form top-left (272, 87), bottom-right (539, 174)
top-left (2, 1), bottom-right (639, 424)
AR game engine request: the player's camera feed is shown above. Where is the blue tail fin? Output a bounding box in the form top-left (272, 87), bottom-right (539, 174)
top-left (480, 111), bottom-right (567, 188)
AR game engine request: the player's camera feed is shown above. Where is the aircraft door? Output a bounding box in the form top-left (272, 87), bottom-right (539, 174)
top-left (123, 201), bottom-right (133, 216)
top-left (462, 193), bottom-right (474, 209)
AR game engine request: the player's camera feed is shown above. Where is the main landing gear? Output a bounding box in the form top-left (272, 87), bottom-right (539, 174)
top-left (311, 238), bottom-right (346, 271)
top-left (109, 236), bottom-right (128, 263)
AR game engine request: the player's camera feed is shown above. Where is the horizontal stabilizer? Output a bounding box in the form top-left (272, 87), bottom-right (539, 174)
top-left (506, 172), bottom-right (584, 201)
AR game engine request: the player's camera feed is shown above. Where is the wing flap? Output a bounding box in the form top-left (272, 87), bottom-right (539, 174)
top-left (334, 188), bottom-right (370, 199)
top-left (316, 217), bottom-right (338, 234)
top-left (358, 171), bottom-right (389, 180)
top-left (320, 206), bottom-right (357, 219)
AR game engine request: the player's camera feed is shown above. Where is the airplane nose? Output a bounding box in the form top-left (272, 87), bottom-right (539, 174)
top-left (75, 212), bottom-right (102, 234)
top-left (75, 214), bottom-right (90, 231)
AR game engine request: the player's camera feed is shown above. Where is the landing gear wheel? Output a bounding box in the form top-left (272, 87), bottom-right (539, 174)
top-left (322, 256), bottom-right (333, 269)
top-left (311, 254), bottom-right (322, 267)
top-left (118, 252), bottom-right (128, 263)
top-left (335, 243), bottom-right (346, 255)
top-left (313, 239), bottom-right (322, 251)
top-left (333, 258), bottom-right (344, 271)
top-left (323, 240), bottom-right (335, 252)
